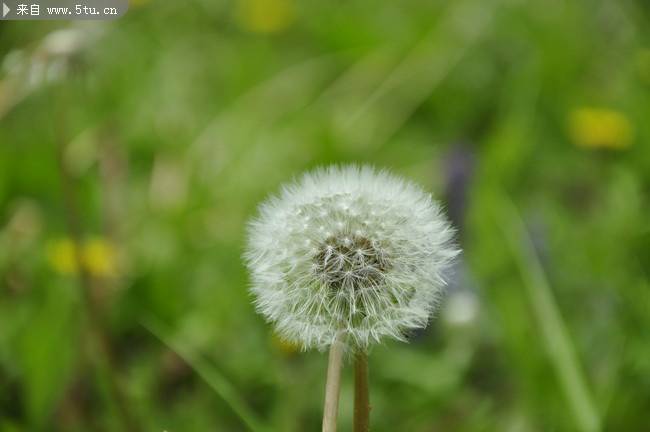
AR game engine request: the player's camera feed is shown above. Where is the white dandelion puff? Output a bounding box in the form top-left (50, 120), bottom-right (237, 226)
top-left (244, 165), bottom-right (459, 350)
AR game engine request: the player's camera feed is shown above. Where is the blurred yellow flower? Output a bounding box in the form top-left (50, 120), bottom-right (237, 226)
top-left (47, 238), bottom-right (78, 275)
top-left (84, 237), bottom-right (118, 276)
top-left (569, 107), bottom-right (633, 150)
top-left (271, 333), bottom-right (300, 356)
top-left (47, 237), bottom-right (118, 277)
top-left (236, 0), bottom-right (295, 34)
top-left (128, 0), bottom-right (150, 7)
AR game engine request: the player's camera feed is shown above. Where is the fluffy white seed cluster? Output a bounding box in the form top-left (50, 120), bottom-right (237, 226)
top-left (245, 165), bottom-right (459, 350)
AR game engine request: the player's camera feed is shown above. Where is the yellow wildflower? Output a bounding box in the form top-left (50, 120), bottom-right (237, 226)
top-left (46, 237), bottom-right (118, 277)
top-left (46, 238), bottom-right (78, 275)
top-left (569, 107), bottom-right (633, 150)
top-left (128, 0), bottom-right (150, 7)
top-left (83, 237), bottom-right (118, 277)
top-left (236, 0), bottom-right (295, 34)
top-left (271, 333), bottom-right (300, 356)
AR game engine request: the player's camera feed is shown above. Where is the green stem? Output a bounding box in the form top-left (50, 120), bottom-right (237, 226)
top-left (353, 350), bottom-right (370, 432)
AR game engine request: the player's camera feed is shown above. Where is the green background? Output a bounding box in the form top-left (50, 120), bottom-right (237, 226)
top-left (1, 0), bottom-right (649, 430)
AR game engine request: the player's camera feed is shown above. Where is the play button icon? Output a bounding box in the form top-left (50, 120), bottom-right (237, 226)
top-left (2, 3), bottom-right (9, 18)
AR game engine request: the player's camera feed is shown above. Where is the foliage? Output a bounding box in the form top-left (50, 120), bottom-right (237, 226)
top-left (1, 0), bottom-right (649, 430)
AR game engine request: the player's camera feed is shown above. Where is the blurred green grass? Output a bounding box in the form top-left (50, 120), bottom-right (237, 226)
top-left (1, 0), bottom-right (649, 430)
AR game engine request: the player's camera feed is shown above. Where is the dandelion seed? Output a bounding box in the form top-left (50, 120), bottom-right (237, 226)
top-left (244, 165), bottom-right (459, 350)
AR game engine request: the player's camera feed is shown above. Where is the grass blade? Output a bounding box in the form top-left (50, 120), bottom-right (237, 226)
top-left (143, 318), bottom-right (269, 432)
top-left (497, 194), bottom-right (600, 432)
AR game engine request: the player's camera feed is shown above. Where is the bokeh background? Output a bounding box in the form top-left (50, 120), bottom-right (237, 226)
top-left (1, 0), bottom-right (649, 430)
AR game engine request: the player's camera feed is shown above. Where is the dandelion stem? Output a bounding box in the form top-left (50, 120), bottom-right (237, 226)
top-left (353, 350), bottom-right (370, 432)
top-left (322, 337), bottom-right (345, 432)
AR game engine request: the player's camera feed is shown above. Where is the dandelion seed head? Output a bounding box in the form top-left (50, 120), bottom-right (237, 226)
top-left (244, 165), bottom-right (459, 350)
